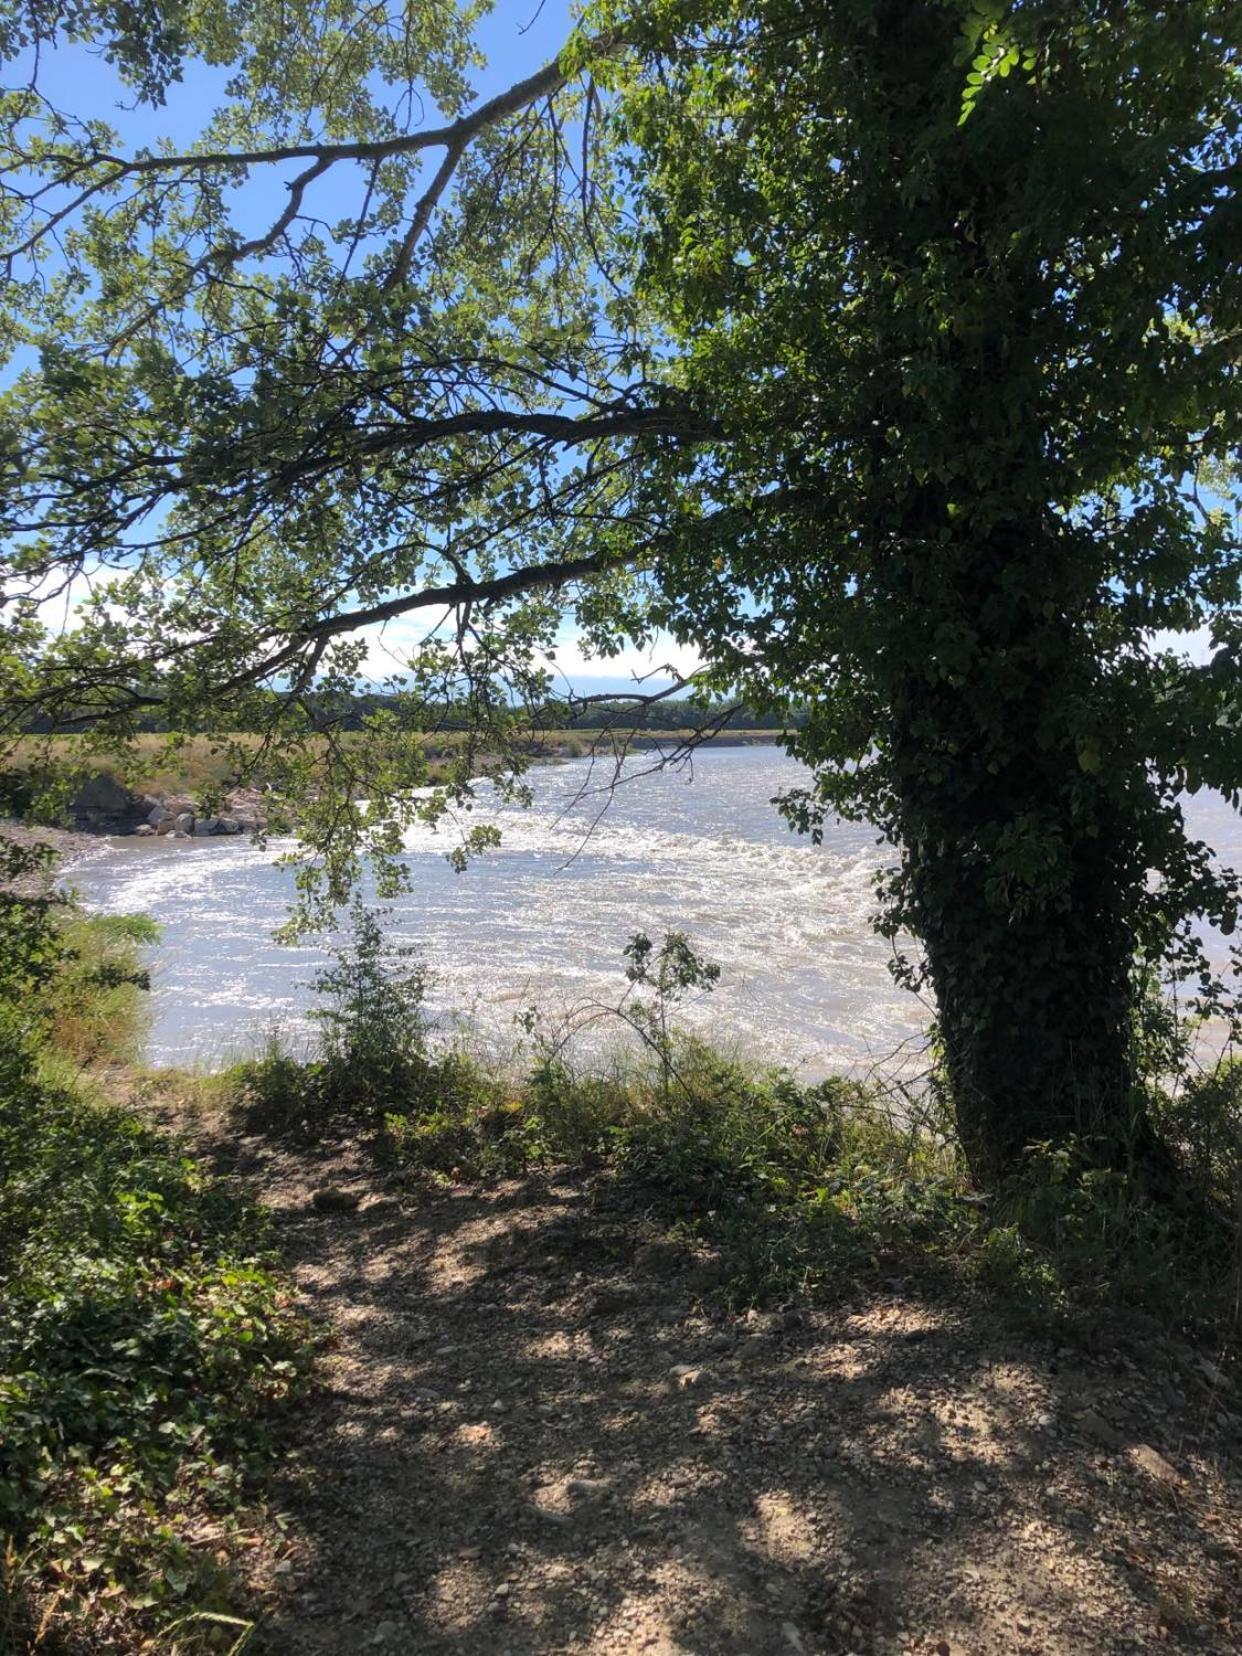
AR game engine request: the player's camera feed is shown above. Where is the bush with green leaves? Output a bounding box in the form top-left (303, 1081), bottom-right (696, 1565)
top-left (309, 899), bottom-right (429, 1098)
top-left (233, 901), bottom-right (432, 1138)
top-left (0, 1020), bottom-right (310, 1647)
top-left (1152, 1059), bottom-right (1242, 1217)
top-left (608, 1043), bottom-right (977, 1300)
top-left (0, 839), bottom-right (65, 1012)
top-left (372, 932), bottom-right (1239, 1319)
top-left (0, 843), bottom-right (312, 1650)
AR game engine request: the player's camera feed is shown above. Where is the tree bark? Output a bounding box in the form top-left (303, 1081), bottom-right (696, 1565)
top-left (883, 527), bottom-right (1162, 1186)
top-left (912, 813), bottom-right (1141, 1183)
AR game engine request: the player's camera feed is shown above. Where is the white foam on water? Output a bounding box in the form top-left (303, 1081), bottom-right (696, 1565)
top-left (63, 747), bottom-right (1238, 1076)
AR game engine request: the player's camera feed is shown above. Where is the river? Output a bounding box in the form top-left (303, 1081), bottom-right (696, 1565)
top-left (64, 746), bottom-right (1240, 1077)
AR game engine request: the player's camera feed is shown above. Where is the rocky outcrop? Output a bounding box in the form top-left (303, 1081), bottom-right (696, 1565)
top-left (66, 774), bottom-right (265, 839)
top-left (69, 774), bottom-right (148, 833)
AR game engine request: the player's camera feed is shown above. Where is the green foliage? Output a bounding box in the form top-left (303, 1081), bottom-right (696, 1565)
top-left (0, 855), bottom-right (311, 1648)
top-left (621, 930), bottom-right (722, 1099)
top-left (262, 925), bottom-right (1235, 1315)
top-left (0, 1022), bottom-right (310, 1648)
top-left (519, 930), bottom-right (724, 1110)
top-left (1153, 1059), bottom-right (1242, 1216)
top-left (0, 0), bottom-right (649, 922)
top-left (612, 1046), bottom-right (978, 1301)
top-left (604, 0), bottom-right (1242, 1176)
top-left (43, 911), bottom-right (160, 1068)
top-left (309, 899), bottom-right (428, 1096)
top-left (227, 1038), bottom-right (323, 1141)
top-left (0, 838), bottom-right (65, 1010)
top-left (219, 920), bottom-right (1238, 1331)
top-left (522, 1059), bottom-right (641, 1163)
top-left (234, 902), bottom-right (433, 1138)
top-left (971, 1121), bottom-right (1237, 1325)
top-left (373, 1017), bottom-right (1242, 1319)
top-left (1, 0), bottom-right (1237, 1221)
top-left (382, 1066), bottom-right (524, 1183)
top-left (0, 834), bottom-right (159, 1065)
top-left (2, 0), bottom-right (1238, 1185)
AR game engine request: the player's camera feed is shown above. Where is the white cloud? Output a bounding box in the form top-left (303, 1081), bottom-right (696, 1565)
top-left (541, 626), bottom-right (703, 690)
top-left (1146, 625), bottom-right (1215, 666)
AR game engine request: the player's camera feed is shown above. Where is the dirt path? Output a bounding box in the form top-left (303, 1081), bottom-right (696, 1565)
top-left (180, 1123), bottom-right (1240, 1655)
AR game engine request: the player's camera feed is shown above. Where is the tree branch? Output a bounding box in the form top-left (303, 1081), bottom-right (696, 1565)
top-left (6, 40), bottom-right (617, 269)
top-left (218, 485), bottom-right (807, 695)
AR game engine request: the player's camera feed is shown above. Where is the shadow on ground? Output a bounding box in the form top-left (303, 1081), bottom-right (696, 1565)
top-left (188, 1125), bottom-right (1240, 1656)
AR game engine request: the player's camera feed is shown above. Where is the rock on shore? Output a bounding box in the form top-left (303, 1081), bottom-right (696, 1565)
top-left (68, 774), bottom-right (265, 838)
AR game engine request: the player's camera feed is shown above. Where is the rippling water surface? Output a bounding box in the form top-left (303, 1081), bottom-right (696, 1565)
top-left (65, 746), bottom-right (1240, 1075)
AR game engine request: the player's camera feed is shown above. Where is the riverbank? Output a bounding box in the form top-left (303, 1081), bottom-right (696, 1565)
top-left (2, 862), bottom-right (1240, 1653)
top-left (3, 728), bottom-right (787, 839)
top-left (42, 1060), bottom-right (1242, 1654)
top-left (0, 819), bottom-right (99, 889)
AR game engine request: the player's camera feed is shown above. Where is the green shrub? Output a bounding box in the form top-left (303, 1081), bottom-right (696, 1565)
top-left (237, 916), bottom-right (1239, 1328)
top-left (0, 1012), bottom-right (310, 1649)
top-left (380, 1052), bottom-right (520, 1181)
top-left (43, 911), bottom-right (160, 1068)
top-left (367, 935), bottom-right (979, 1298)
top-left (234, 902), bottom-right (433, 1139)
top-left (973, 1223), bottom-right (1062, 1309)
top-left (523, 1058), bottom-right (640, 1162)
top-left (310, 899), bottom-right (428, 1107)
top-left (0, 846), bottom-right (311, 1649)
top-left (0, 840), bottom-right (65, 1012)
top-left (608, 1044), bottom-right (977, 1299)
top-left (0, 837), bottom-right (158, 1070)
top-left (975, 1114), bottom-right (1241, 1324)
top-left (228, 1037), bottom-right (328, 1141)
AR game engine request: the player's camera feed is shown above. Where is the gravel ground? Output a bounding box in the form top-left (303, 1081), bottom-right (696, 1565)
top-left (0, 820), bottom-right (102, 892)
top-left (157, 1114), bottom-right (1240, 1656)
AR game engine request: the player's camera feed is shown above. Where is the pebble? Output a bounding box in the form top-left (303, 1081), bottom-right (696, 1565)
top-left (1077, 1409), bottom-right (1125, 1449)
top-left (1129, 1444), bottom-right (1181, 1487)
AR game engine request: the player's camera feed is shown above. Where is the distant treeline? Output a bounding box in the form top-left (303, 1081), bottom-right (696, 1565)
top-left (21, 695), bottom-right (805, 736)
top-left (555, 698), bottom-right (806, 732)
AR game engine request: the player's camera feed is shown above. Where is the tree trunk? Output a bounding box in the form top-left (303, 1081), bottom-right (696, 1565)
top-left (883, 527), bottom-right (1163, 1186)
top-left (912, 818), bottom-right (1141, 1183)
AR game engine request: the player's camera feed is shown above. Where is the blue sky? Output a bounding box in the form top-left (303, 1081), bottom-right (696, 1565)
top-left (19, 0), bottom-right (709, 694)
top-left (14, 1), bottom-right (1217, 691)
